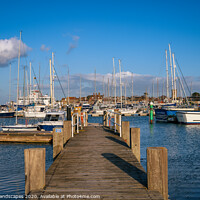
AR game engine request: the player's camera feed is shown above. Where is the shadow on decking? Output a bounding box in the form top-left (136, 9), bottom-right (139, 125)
top-left (105, 136), bottom-right (129, 148)
top-left (102, 126), bottom-right (119, 135)
top-left (102, 153), bottom-right (147, 187)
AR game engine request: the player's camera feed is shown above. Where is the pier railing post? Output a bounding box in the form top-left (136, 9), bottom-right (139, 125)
top-left (85, 112), bottom-right (88, 126)
top-left (53, 128), bottom-right (64, 159)
top-left (147, 147), bottom-right (168, 200)
top-left (24, 148), bottom-right (45, 195)
top-left (121, 121), bottom-right (130, 146)
top-left (116, 114), bottom-right (119, 132)
top-left (77, 114), bottom-right (79, 133)
top-left (119, 114), bottom-right (122, 137)
top-left (114, 113), bottom-right (116, 133)
top-left (130, 128), bottom-right (140, 162)
top-left (63, 120), bottom-right (71, 144)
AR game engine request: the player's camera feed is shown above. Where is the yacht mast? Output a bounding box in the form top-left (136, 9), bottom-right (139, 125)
top-left (169, 44), bottom-right (174, 101)
top-left (113, 58), bottom-right (116, 105)
top-left (102, 76), bottom-right (104, 102)
top-left (9, 63), bottom-right (11, 105)
top-left (16, 31), bottom-right (22, 124)
top-left (119, 59), bottom-right (122, 109)
top-left (172, 53), bottom-right (177, 101)
top-left (52, 52), bottom-right (55, 106)
top-left (94, 68), bottom-right (96, 101)
top-left (68, 67), bottom-right (70, 105)
top-left (26, 71), bottom-right (29, 105)
top-left (132, 73), bottom-right (133, 104)
top-left (108, 78), bottom-right (110, 104)
top-left (165, 49), bottom-right (169, 99)
top-left (29, 62), bottom-right (32, 98)
top-left (80, 75), bottom-right (81, 103)
top-left (49, 59), bottom-right (53, 108)
top-left (23, 66), bottom-right (25, 105)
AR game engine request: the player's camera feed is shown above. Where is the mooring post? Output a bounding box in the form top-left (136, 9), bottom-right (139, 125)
top-left (53, 128), bottom-right (64, 159)
top-left (121, 121), bottom-right (130, 146)
top-left (24, 148), bottom-right (45, 195)
top-left (149, 102), bottom-right (154, 124)
top-left (63, 120), bottom-right (71, 144)
top-left (147, 147), bottom-right (168, 200)
top-left (103, 111), bottom-right (106, 126)
top-left (130, 127), bottom-right (140, 162)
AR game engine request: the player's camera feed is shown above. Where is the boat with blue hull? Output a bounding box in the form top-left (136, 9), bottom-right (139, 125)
top-left (155, 106), bottom-right (195, 123)
top-left (37, 111), bottom-right (67, 131)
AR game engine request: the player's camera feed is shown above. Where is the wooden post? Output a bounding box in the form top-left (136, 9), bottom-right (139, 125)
top-left (53, 128), bottom-right (64, 159)
top-left (85, 112), bottom-right (88, 126)
top-left (131, 128), bottom-right (140, 162)
top-left (106, 112), bottom-right (109, 127)
top-left (147, 147), bottom-right (168, 200)
top-left (24, 148), bottom-right (45, 195)
top-left (103, 111), bottom-right (106, 126)
top-left (63, 120), bottom-right (71, 144)
top-left (121, 121), bottom-right (130, 146)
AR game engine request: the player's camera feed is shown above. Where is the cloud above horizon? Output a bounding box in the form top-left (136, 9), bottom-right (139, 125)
top-left (0, 37), bottom-right (31, 67)
top-left (40, 44), bottom-right (50, 52)
top-left (48, 71), bottom-right (199, 99)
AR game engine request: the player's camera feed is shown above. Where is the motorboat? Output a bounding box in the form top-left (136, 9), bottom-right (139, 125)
top-left (37, 111), bottom-right (67, 131)
top-left (24, 105), bottom-right (46, 118)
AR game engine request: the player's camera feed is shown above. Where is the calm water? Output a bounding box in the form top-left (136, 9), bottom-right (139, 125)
top-left (0, 118), bottom-right (53, 198)
top-left (0, 116), bottom-right (200, 200)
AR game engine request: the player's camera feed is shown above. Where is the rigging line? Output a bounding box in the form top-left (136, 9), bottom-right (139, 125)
top-left (175, 58), bottom-right (191, 96)
top-left (53, 65), bottom-right (66, 99)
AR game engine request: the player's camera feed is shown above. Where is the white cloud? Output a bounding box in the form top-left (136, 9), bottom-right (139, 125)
top-left (0, 37), bottom-right (31, 67)
top-left (40, 44), bottom-right (50, 52)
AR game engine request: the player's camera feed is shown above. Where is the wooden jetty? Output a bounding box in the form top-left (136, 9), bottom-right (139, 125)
top-left (0, 131), bottom-right (52, 143)
top-left (28, 123), bottom-right (165, 199)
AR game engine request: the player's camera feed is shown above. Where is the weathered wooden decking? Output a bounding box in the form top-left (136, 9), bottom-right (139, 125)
top-left (32, 125), bottom-right (164, 199)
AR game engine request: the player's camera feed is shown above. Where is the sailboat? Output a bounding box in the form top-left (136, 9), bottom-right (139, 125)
top-left (155, 44), bottom-right (195, 122)
top-left (1, 31), bottom-right (37, 131)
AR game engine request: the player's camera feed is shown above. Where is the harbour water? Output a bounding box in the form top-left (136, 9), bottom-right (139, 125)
top-left (0, 116), bottom-right (200, 199)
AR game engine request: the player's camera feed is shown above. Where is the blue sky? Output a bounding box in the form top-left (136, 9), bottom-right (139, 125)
top-left (0, 0), bottom-right (200, 103)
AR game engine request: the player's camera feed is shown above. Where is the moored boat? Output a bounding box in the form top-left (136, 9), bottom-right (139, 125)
top-left (2, 124), bottom-right (38, 131)
top-left (155, 106), bottom-right (195, 123)
top-left (37, 111), bottom-right (66, 131)
top-left (177, 111), bottom-right (200, 124)
top-left (0, 111), bottom-right (15, 118)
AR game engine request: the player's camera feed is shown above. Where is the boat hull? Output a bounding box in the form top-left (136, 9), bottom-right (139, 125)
top-left (24, 111), bottom-right (46, 118)
top-left (38, 124), bottom-right (63, 131)
top-left (0, 111), bottom-right (15, 118)
top-left (177, 111), bottom-right (200, 124)
top-left (2, 124), bottom-right (38, 131)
